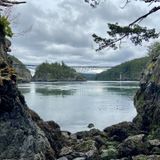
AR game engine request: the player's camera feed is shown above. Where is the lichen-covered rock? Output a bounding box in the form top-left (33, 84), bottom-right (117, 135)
top-left (60, 147), bottom-right (73, 156)
top-left (118, 134), bottom-right (149, 158)
top-left (132, 155), bottom-right (160, 160)
top-left (57, 157), bottom-right (69, 160)
top-left (134, 55), bottom-right (160, 133)
top-left (74, 140), bottom-right (96, 152)
top-left (100, 147), bottom-right (118, 160)
top-left (104, 122), bottom-right (140, 142)
top-left (28, 108), bottom-right (65, 157)
top-left (76, 129), bottom-right (106, 140)
top-left (148, 139), bottom-right (160, 147)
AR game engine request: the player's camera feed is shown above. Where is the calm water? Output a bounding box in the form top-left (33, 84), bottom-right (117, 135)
top-left (18, 81), bottom-right (139, 133)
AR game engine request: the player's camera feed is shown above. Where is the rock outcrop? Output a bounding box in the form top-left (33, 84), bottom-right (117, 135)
top-left (133, 55), bottom-right (160, 133)
top-left (0, 32), bottom-right (57, 159)
top-left (0, 82), bottom-right (56, 160)
top-left (11, 55), bottom-right (32, 83)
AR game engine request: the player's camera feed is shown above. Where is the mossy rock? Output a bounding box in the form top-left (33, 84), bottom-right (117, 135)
top-left (100, 147), bottom-right (118, 160)
top-left (104, 122), bottom-right (140, 142)
top-left (147, 62), bottom-right (155, 71)
top-left (148, 127), bottom-right (160, 139)
top-left (74, 140), bottom-right (96, 152)
top-left (132, 155), bottom-right (160, 160)
top-left (118, 134), bottom-right (150, 157)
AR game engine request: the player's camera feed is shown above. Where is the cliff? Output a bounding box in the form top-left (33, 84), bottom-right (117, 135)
top-left (10, 55), bottom-right (32, 82)
top-left (0, 33), bottom-right (57, 159)
top-left (96, 57), bottom-right (149, 81)
top-left (0, 81), bottom-right (57, 159)
top-left (33, 62), bottom-right (85, 81)
top-left (133, 55), bottom-right (160, 133)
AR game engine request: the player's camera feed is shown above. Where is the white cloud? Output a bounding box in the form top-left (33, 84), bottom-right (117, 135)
top-left (9, 0), bottom-right (159, 68)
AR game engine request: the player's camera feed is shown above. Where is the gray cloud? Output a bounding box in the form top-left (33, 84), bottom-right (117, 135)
top-left (9, 0), bottom-right (158, 71)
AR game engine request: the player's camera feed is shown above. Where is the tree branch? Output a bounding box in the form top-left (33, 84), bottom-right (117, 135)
top-left (144, 0), bottom-right (160, 3)
top-left (93, 4), bottom-right (160, 50)
top-left (1, 0), bottom-right (26, 4)
top-left (129, 6), bottom-right (160, 26)
top-left (0, 0), bottom-right (26, 8)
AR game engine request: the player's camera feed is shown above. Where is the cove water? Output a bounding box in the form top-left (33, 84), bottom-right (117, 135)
top-left (18, 81), bottom-right (138, 133)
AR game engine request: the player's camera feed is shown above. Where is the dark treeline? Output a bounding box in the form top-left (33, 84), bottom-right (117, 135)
top-left (96, 57), bottom-right (149, 81)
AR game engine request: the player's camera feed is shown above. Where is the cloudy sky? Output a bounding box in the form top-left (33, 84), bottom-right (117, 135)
top-left (8, 0), bottom-right (160, 67)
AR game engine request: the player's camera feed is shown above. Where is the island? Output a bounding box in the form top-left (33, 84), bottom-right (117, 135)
top-left (32, 62), bottom-right (86, 81)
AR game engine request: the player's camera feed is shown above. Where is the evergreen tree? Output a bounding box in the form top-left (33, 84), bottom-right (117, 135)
top-left (85, 0), bottom-right (160, 50)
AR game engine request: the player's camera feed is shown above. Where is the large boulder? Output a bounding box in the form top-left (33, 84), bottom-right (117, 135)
top-left (118, 134), bottom-right (149, 158)
top-left (132, 155), bottom-right (160, 160)
top-left (104, 122), bottom-right (140, 142)
top-left (28, 108), bottom-right (65, 157)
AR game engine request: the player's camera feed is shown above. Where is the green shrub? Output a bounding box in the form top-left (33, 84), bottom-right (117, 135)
top-left (0, 16), bottom-right (13, 37)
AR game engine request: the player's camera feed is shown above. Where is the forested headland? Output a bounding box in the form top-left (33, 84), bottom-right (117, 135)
top-left (96, 57), bottom-right (149, 81)
top-left (33, 62), bottom-right (85, 81)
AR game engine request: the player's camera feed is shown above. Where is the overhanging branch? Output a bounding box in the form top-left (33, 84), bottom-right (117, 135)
top-left (0, 0), bottom-right (26, 8)
top-left (93, 4), bottom-right (160, 50)
top-left (129, 6), bottom-right (160, 26)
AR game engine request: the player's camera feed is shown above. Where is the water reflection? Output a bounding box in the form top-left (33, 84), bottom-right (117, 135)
top-left (36, 88), bottom-right (76, 96)
top-left (105, 87), bottom-right (138, 97)
top-left (18, 81), bottom-right (138, 133)
top-left (19, 88), bottom-right (31, 94)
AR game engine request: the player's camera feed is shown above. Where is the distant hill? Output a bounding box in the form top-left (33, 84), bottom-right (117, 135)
top-left (95, 57), bottom-right (149, 81)
top-left (10, 55), bottom-right (32, 83)
top-left (33, 62), bottom-right (86, 81)
top-left (81, 73), bottom-right (96, 80)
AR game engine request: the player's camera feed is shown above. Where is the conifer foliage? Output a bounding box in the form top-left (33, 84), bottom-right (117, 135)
top-left (85, 0), bottom-right (160, 50)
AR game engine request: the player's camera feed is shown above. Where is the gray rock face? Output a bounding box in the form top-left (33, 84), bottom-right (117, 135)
top-left (0, 81), bottom-right (55, 160)
top-left (134, 55), bottom-right (160, 132)
top-left (148, 139), bottom-right (160, 147)
top-left (118, 134), bottom-right (148, 157)
top-left (0, 34), bottom-right (55, 160)
top-left (11, 55), bottom-right (32, 83)
top-left (132, 155), bottom-right (160, 160)
top-left (104, 122), bottom-right (140, 142)
top-left (57, 157), bottom-right (69, 160)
